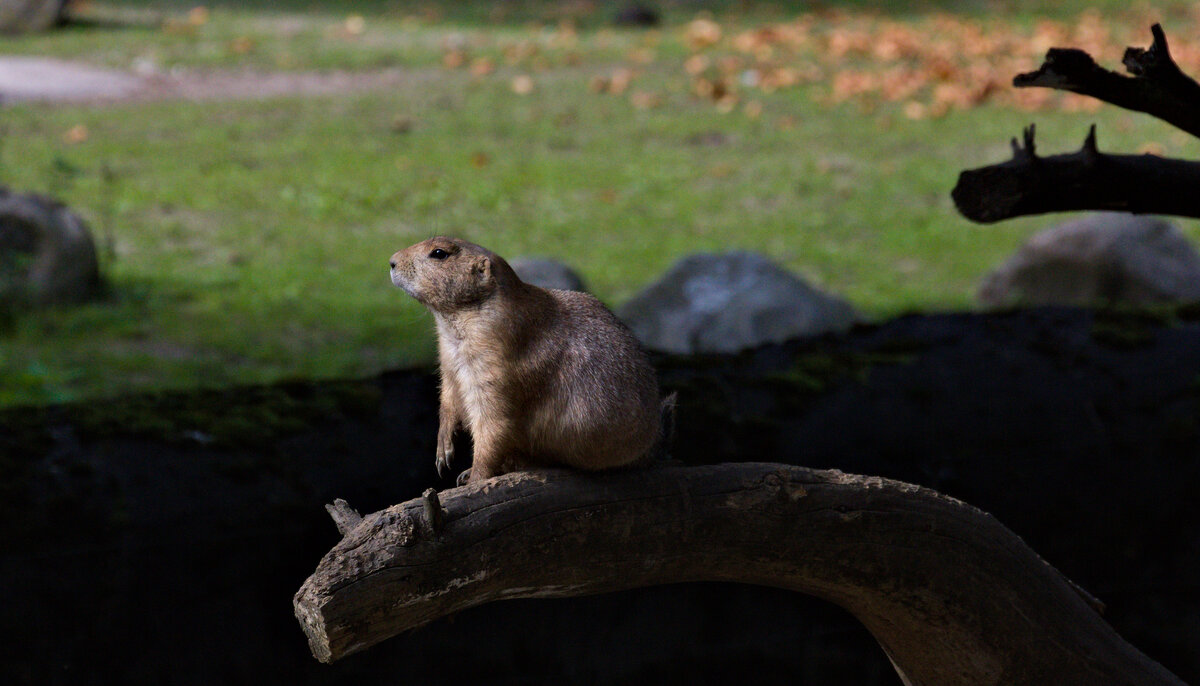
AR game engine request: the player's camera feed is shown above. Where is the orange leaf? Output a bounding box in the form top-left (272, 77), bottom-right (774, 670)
top-left (63, 125), bottom-right (89, 144)
top-left (685, 18), bottom-right (722, 50)
top-left (511, 74), bottom-right (535, 95)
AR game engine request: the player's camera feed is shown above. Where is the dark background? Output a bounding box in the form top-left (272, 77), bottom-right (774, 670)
top-left (3, 306), bottom-right (1198, 685)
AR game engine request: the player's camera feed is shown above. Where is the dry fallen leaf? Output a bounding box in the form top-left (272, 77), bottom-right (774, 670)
top-left (717, 55), bottom-right (743, 75)
top-left (608, 68), bottom-right (633, 95)
top-left (550, 22), bottom-right (578, 49)
top-left (228, 36), bottom-right (255, 54)
top-left (684, 54), bottom-right (709, 75)
top-left (63, 125), bottom-right (89, 144)
top-left (504, 41), bottom-right (538, 65)
top-left (344, 14), bottom-right (365, 35)
top-left (469, 57), bottom-right (495, 77)
top-left (708, 163), bottom-right (735, 178)
top-left (630, 91), bottom-right (662, 109)
top-left (187, 5), bottom-right (209, 26)
top-left (685, 18), bottom-right (722, 50)
top-left (511, 74), bottom-right (535, 95)
top-left (628, 47), bottom-right (656, 64)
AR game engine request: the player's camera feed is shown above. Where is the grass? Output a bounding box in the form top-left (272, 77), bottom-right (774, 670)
top-left (2, 0), bottom-right (1199, 406)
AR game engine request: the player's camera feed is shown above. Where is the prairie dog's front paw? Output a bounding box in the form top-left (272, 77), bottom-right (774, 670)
top-left (436, 424), bottom-right (456, 479)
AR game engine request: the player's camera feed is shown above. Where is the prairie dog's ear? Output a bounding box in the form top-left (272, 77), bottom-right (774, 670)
top-left (472, 255), bottom-right (492, 282)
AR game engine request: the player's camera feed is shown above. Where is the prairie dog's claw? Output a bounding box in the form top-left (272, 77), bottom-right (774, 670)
top-left (436, 425), bottom-right (455, 480)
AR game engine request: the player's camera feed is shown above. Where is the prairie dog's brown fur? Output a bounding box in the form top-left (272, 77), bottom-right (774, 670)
top-left (389, 236), bottom-right (661, 484)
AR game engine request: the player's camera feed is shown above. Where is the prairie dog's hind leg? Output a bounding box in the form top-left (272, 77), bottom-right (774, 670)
top-left (459, 431), bottom-right (527, 484)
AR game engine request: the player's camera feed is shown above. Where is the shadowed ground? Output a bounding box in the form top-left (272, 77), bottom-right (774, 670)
top-left (3, 307), bottom-right (1198, 685)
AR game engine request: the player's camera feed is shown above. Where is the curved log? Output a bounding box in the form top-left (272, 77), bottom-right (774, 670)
top-left (293, 463), bottom-right (1185, 686)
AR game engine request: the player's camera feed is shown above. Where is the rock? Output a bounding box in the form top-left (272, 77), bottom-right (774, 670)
top-left (618, 252), bottom-right (859, 354)
top-left (614, 4), bottom-right (660, 27)
top-left (0, 0), bottom-right (68, 34)
top-left (510, 257), bottom-right (587, 292)
top-left (979, 213), bottom-right (1200, 307)
top-left (0, 188), bottom-right (102, 306)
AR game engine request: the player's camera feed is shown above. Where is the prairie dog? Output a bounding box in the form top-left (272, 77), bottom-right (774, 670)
top-left (389, 236), bottom-right (663, 484)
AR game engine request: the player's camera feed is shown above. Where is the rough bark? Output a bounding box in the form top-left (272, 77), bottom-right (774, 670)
top-left (952, 124), bottom-right (1200, 222)
top-left (953, 24), bottom-right (1200, 223)
top-left (293, 463), bottom-right (1185, 686)
top-left (323, 499), bottom-right (362, 537)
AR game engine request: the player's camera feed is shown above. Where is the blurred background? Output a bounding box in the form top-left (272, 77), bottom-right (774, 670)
top-left (3, 2), bottom-right (1200, 685)
top-left (2, 0), bottom-right (1198, 405)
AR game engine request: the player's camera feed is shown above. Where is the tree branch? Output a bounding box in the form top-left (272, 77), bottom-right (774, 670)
top-left (952, 124), bottom-right (1200, 222)
top-left (322, 498), bottom-right (362, 537)
top-left (953, 24), bottom-right (1200, 223)
top-left (1014, 24), bottom-right (1200, 138)
top-left (293, 463), bottom-right (1184, 686)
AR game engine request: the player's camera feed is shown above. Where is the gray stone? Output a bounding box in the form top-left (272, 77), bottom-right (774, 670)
top-left (618, 252), bottom-right (859, 354)
top-left (0, 188), bottom-right (102, 306)
top-left (0, 0), bottom-right (67, 34)
top-left (978, 213), bottom-right (1200, 307)
top-left (510, 257), bottom-right (587, 292)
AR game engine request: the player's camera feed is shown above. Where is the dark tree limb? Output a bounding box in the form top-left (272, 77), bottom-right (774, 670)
top-left (323, 498), bottom-right (361, 537)
top-left (1013, 24), bottom-right (1200, 138)
top-left (954, 24), bottom-right (1200, 223)
top-left (953, 124), bottom-right (1200, 222)
top-left (293, 463), bottom-right (1185, 686)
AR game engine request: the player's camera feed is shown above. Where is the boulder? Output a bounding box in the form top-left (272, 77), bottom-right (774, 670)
top-left (618, 251), bottom-right (859, 354)
top-left (0, 188), bottom-right (102, 306)
top-left (0, 0), bottom-right (68, 34)
top-left (979, 213), bottom-right (1200, 307)
top-left (510, 257), bottom-right (587, 292)
top-left (614, 4), bottom-right (660, 27)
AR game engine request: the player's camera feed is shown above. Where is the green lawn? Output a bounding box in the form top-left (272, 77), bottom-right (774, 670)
top-left (2, 1), bottom-right (1199, 406)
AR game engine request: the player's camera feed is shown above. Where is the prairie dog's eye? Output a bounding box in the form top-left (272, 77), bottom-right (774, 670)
top-left (429, 248), bottom-right (449, 260)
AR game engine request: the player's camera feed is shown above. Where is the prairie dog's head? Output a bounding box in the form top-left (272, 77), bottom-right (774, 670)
top-left (389, 236), bottom-right (509, 312)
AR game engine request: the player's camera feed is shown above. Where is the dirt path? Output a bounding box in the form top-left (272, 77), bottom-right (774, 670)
top-left (0, 56), bottom-right (413, 104)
